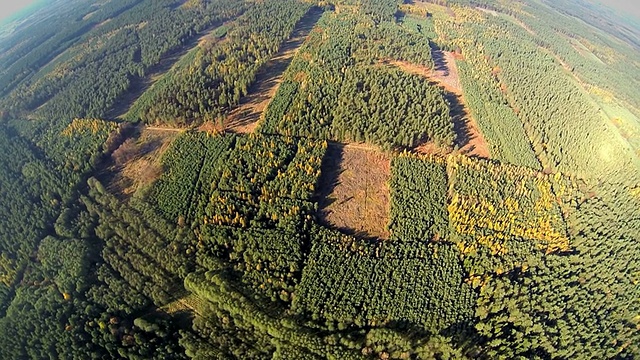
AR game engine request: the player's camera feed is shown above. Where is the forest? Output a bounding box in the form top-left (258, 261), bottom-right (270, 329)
top-left (0, 0), bottom-right (639, 359)
top-left (125, 0), bottom-right (313, 125)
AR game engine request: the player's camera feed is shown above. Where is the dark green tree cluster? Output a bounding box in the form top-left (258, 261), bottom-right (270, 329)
top-left (360, 0), bottom-right (399, 24)
top-left (198, 134), bottom-right (325, 232)
top-left (0, 206), bottom-right (188, 360)
top-left (293, 225), bottom-right (475, 333)
top-left (354, 13), bottom-right (436, 67)
top-left (183, 265), bottom-right (469, 359)
top-left (150, 132), bottom-right (236, 224)
top-left (0, 0), bottom-right (140, 97)
top-left (0, 280), bottom-right (99, 359)
top-left (333, 67), bottom-right (453, 148)
top-left (469, 178), bottom-right (640, 359)
top-left (438, 6), bottom-right (637, 181)
top-left (389, 153), bottom-right (449, 241)
top-left (463, 0), bottom-right (640, 112)
top-left (382, 150), bottom-right (640, 358)
top-left (455, 59), bottom-right (540, 168)
top-left (197, 226), bottom-right (306, 304)
top-left (0, 0), bottom-right (639, 358)
top-left (149, 132), bottom-right (326, 304)
top-left (37, 236), bottom-right (91, 295)
top-left (83, 178), bottom-right (193, 306)
top-left (0, 126), bottom-right (76, 313)
top-left (180, 297), bottom-right (277, 359)
top-left (184, 269), bottom-right (364, 359)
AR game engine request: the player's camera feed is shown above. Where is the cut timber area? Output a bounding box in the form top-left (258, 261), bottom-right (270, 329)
top-left (105, 125), bottom-right (179, 198)
top-left (317, 143), bottom-right (391, 240)
top-left (385, 49), bottom-right (491, 159)
top-left (225, 7), bottom-right (323, 133)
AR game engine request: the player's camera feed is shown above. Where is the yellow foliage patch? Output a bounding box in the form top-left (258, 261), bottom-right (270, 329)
top-left (61, 118), bottom-right (117, 137)
top-left (447, 155), bottom-right (570, 256)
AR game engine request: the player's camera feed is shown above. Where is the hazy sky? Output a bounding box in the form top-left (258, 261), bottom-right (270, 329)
top-left (0, 1), bottom-right (39, 22)
top-left (598, 0), bottom-right (640, 19)
top-left (0, 0), bottom-right (637, 29)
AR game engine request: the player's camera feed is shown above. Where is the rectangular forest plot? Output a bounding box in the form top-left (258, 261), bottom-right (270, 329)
top-left (317, 143), bottom-right (391, 240)
top-left (388, 153), bottom-right (449, 242)
top-left (446, 155), bottom-right (570, 264)
top-left (149, 132), bottom-right (235, 225)
top-left (381, 54), bottom-right (492, 159)
top-left (292, 226), bottom-right (476, 331)
top-left (193, 134), bottom-right (327, 302)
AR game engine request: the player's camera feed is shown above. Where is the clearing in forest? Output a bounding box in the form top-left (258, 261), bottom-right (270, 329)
top-left (224, 7), bottom-right (323, 133)
top-left (317, 143), bottom-right (391, 240)
top-left (162, 293), bottom-right (207, 318)
top-left (385, 51), bottom-right (491, 158)
top-left (106, 125), bottom-right (181, 197)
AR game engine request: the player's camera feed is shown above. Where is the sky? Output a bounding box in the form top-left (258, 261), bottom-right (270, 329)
top-left (0, 0), bottom-right (637, 21)
top-left (599, 0), bottom-right (640, 20)
top-left (0, 0), bottom-right (39, 23)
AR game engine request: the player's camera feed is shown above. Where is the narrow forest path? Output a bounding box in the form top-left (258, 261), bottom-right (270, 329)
top-left (224, 7), bottom-right (324, 133)
top-left (145, 126), bottom-right (186, 133)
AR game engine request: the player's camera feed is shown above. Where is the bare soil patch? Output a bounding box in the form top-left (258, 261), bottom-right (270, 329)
top-left (106, 126), bottom-right (179, 198)
top-left (316, 143), bottom-right (391, 240)
top-left (162, 294), bottom-right (206, 317)
top-left (225, 7), bottom-right (323, 133)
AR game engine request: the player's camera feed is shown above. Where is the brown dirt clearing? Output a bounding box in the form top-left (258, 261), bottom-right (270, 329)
top-left (106, 126), bottom-right (179, 198)
top-left (224, 7), bottom-right (323, 133)
top-left (317, 143), bottom-right (391, 240)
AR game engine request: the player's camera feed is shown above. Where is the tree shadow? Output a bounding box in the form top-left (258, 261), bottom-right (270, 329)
top-left (315, 144), bottom-right (344, 209)
top-left (442, 90), bottom-right (482, 154)
top-left (430, 43), bottom-right (449, 75)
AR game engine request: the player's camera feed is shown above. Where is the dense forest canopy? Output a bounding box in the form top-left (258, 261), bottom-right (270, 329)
top-left (0, 0), bottom-right (639, 359)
